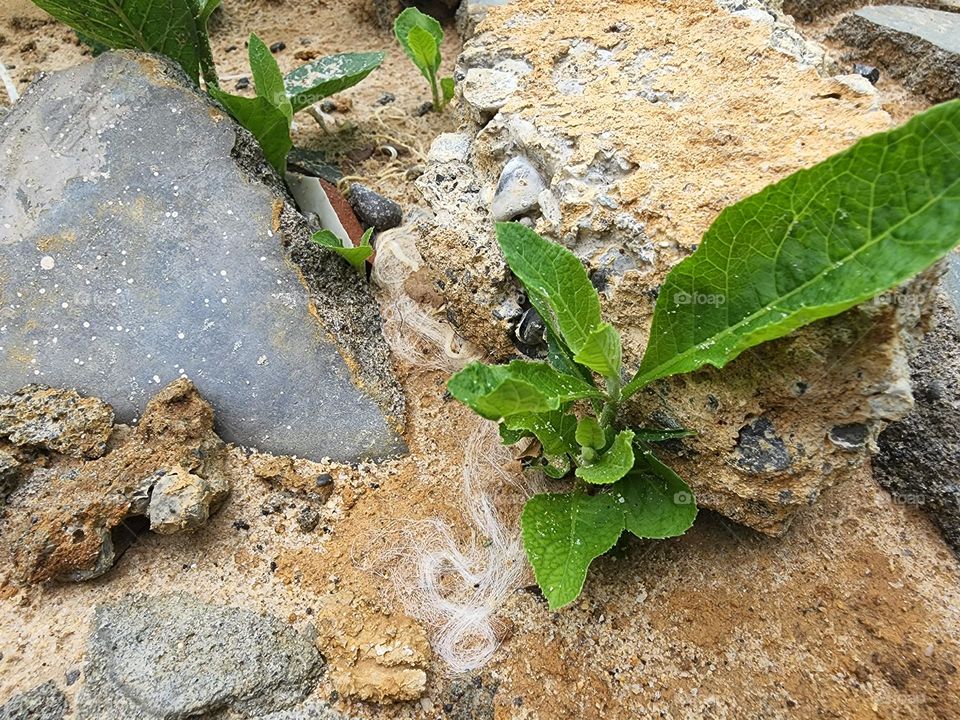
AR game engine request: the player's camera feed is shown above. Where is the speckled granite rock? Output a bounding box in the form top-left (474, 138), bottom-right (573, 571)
top-left (0, 682), bottom-right (67, 720)
top-left (0, 51), bottom-right (404, 462)
top-left (415, 0), bottom-right (935, 534)
top-left (77, 593), bottom-right (323, 720)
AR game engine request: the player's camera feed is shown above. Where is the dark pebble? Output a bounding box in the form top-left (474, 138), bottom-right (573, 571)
top-left (347, 182), bottom-right (403, 231)
top-left (853, 63), bottom-right (880, 85)
top-left (65, 669), bottom-right (81, 686)
top-left (316, 473), bottom-right (333, 487)
top-left (232, 519), bottom-right (250, 531)
top-left (297, 506), bottom-right (320, 533)
top-left (514, 306), bottom-right (546, 346)
top-left (270, 41), bottom-right (287, 53)
top-left (416, 101), bottom-right (434, 117)
top-left (319, 99), bottom-right (337, 113)
top-left (378, 92), bottom-right (396, 105)
top-left (235, 77), bottom-right (250, 90)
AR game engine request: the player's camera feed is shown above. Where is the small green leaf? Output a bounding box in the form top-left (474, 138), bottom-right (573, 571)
top-left (542, 454), bottom-right (571, 479)
top-left (497, 223), bottom-right (617, 378)
top-left (285, 52), bottom-right (385, 114)
top-left (633, 427), bottom-right (695, 443)
top-left (576, 430), bottom-right (635, 485)
top-left (614, 453), bottom-right (697, 539)
top-left (521, 491), bottom-right (625, 610)
top-left (32, 0), bottom-right (202, 84)
top-left (394, 7), bottom-right (443, 78)
top-left (572, 323), bottom-right (622, 380)
top-left (575, 417), bottom-right (605, 450)
top-left (248, 33), bottom-right (292, 118)
top-left (312, 228), bottom-right (374, 272)
top-left (208, 89), bottom-right (291, 173)
top-left (504, 410), bottom-right (578, 458)
top-left (448, 361), bottom-right (602, 421)
top-left (625, 99), bottom-right (960, 397)
top-left (441, 76), bottom-right (455, 103)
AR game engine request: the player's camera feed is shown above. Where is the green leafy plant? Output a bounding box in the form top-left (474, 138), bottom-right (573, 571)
top-left (449, 99), bottom-right (960, 610)
top-left (312, 228), bottom-right (374, 272)
top-left (394, 7), bottom-right (454, 112)
top-left (29, 0), bottom-right (384, 173)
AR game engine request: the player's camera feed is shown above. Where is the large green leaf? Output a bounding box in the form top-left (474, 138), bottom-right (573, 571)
top-left (285, 52), bottom-right (385, 114)
top-left (313, 228), bottom-right (374, 272)
top-left (497, 223), bottom-right (620, 379)
top-left (208, 90), bottom-right (291, 173)
top-left (32, 0), bottom-right (202, 83)
top-left (248, 34), bottom-right (291, 118)
top-left (614, 453), bottom-right (697, 539)
top-left (448, 361), bottom-right (602, 421)
top-left (521, 491), bottom-right (625, 610)
top-left (394, 7), bottom-right (443, 78)
top-left (576, 430), bottom-right (635, 485)
top-left (625, 99), bottom-right (960, 396)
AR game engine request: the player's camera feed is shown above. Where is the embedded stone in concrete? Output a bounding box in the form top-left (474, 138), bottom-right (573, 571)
top-left (77, 593), bottom-right (323, 720)
top-left (0, 52), bottom-right (404, 462)
top-left (831, 6), bottom-right (960, 102)
top-left (0, 682), bottom-right (67, 720)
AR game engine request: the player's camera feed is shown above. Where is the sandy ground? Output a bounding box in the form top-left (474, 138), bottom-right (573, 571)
top-left (1, 2), bottom-right (959, 719)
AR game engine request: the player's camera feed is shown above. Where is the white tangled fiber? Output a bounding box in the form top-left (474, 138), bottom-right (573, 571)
top-left (370, 221), bottom-right (480, 372)
top-left (358, 421), bottom-right (541, 673)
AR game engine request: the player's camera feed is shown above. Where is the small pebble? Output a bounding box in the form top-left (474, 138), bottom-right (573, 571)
top-left (297, 507), bottom-right (320, 533)
top-left (319, 100), bottom-right (337, 113)
top-left (853, 63), bottom-right (880, 85)
top-left (415, 101), bottom-right (434, 117)
top-left (65, 669), bottom-right (81, 686)
top-left (316, 473), bottom-right (333, 488)
top-left (234, 77), bottom-right (250, 91)
top-left (490, 155), bottom-right (547, 221)
top-left (348, 183), bottom-right (403, 231)
top-left (514, 306), bottom-right (546, 347)
top-left (270, 41), bottom-right (287, 53)
top-left (378, 92), bottom-right (396, 105)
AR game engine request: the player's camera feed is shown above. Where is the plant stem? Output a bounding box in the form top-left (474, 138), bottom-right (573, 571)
top-left (599, 375), bottom-right (621, 431)
top-left (198, 33), bottom-right (220, 90)
top-left (429, 71), bottom-right (442, 112)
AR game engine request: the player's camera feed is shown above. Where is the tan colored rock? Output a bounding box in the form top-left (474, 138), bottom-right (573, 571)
top-left (416, 0), bottom-right (928, 534)
top-left (0, 384), bottom-right (114, 459)
top-left (249, 453), bottom-right (336, 503)
top-left (315, 594), bottom-right (431, 703)
top-left (0, 380), bottom-right (230, 585)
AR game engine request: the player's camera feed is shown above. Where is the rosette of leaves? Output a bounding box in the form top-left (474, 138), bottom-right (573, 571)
top-left (449, 98), bottom-right (960, 610)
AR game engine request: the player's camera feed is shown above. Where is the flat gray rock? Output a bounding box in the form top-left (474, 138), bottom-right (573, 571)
top-left (77, 593), bottom-right (323, 720)
top-left (831, 5), bottom-right (960, 101)
top-left (0, 682), bottom-right (67, 720)
top-left (0, 52), bottom-right (404, 461)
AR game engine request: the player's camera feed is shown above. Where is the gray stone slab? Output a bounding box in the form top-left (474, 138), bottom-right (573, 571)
top-left (831, 5), bottom-right (960, 101)
top-left (77, 593), bottom-right (323, 720)
top-left (857, 5), bottom-right (960, 53)
top-left (0, 52), bottom-right (405, 461)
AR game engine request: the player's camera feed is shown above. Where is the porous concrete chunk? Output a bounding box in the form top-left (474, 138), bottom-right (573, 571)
top-left (490, 156), bottom-right (546, 221)
top-left (0, 380), bottom-right (231, 584)
top-left (0, 386), bottom-right (114, 459)
top-left (428, 132), bottom-right (473, 164)
top-left (76, 594), bottom-right (323, 720)
top-left (416, 0), bottom-right (931, 534)
top-left (0, 682), bottom-right (67, 720)
top-left (831, 6), bottom-right (960, 102)
top-left (463, 68), bottom-right (518, 115)
top-left (456, 0), bottom-right (515, 38)
top-left (0, 51), bottom-right (404, 462)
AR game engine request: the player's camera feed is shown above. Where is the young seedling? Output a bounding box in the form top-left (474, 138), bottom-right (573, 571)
top-left (312, 228), bottom-right (374, 272)
top-left (450, 98), bottom-right (960, 610)
top-left (30, 0), bottom-right (385, 173)
top-left (394, 7), bottom-right (454, 112)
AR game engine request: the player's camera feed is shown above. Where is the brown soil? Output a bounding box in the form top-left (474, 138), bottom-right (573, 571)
top-left (1, 2), bottom-right (959, 720)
